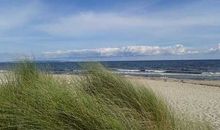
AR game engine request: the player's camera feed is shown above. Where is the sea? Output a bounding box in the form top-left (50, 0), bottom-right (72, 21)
top-left (0, 60), bottom-right (220, 80)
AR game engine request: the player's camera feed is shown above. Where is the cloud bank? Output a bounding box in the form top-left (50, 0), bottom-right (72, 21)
top-left (43, 44), bottom-right (198, 59)
top-left (1, 44), bottom-right (219, 62)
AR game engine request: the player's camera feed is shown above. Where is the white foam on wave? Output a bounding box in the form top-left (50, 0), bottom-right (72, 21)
top-left (114, 68), bottom-right (220, 80)
top-left (115, 68), bottom-right (167, 76)
top-left (145, 69), bottom-right (166, 73)
top-left (202, 72), bottom-right (220, 76)
top-left (116, 69), bottom-right (140, 72)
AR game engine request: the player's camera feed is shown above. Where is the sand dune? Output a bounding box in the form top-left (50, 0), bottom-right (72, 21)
top-left (54, 74), bottom-right (220, 129)
top-left (1, 73), bottom-right (220, 129)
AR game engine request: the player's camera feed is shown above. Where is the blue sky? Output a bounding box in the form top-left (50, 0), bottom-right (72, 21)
top-left (0, 0), bottom-right (220, 61)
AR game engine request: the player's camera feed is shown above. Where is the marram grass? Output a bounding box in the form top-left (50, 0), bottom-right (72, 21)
top-left (0, 61), bottom-right (212, 130)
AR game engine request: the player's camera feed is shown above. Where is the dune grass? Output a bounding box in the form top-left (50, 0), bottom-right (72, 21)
top-left (0, 61), bottom-right (212, 130)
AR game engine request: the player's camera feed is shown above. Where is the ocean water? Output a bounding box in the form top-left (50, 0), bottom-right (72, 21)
top-left (0, 60), bottom-right (220, 80)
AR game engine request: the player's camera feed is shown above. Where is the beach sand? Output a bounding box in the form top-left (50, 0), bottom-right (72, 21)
top-left (128, 76), bottom-right (220, 130)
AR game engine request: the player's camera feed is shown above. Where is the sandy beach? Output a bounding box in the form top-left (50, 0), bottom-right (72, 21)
top-left (128, 76), bottom-right (220, 130)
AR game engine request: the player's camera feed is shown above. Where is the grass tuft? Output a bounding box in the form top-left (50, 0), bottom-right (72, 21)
top-left (0, 61), bottom-right (212, 130)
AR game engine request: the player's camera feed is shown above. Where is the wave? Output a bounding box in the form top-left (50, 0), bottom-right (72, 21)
top-left (114, 68), bottom-right (220, 79)
top-left (201, 72), bottom-right (220, 76)
top-left (115, 69), bottom-right (140, 72)
top-left (115, 68), bottom-right (202, 75)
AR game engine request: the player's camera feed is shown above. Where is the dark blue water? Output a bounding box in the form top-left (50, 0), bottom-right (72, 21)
top-left (0, 60), bottom-right (220, 80)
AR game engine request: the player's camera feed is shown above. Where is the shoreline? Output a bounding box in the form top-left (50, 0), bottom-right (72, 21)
top-left (124, 75), bottom-right (220, 88)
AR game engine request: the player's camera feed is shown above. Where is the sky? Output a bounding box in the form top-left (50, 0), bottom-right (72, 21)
top-left (0, 0), bottom-right (220, 61)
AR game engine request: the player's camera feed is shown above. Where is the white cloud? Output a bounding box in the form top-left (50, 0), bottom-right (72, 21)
top-left (37, 11), bottom-right (220, 37)
top-left (37, 12), bottom-right (146, 37)
top-left (43, 44), bottom-right (198, 59)
top-left (208, 43), bottom-right (220, 53)
top-left (96, 48), bottom-right (120, 56)
top-left (121, 44), bottom-right (198, 56)
top-left (44, 48), bottom-right (121, 58)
